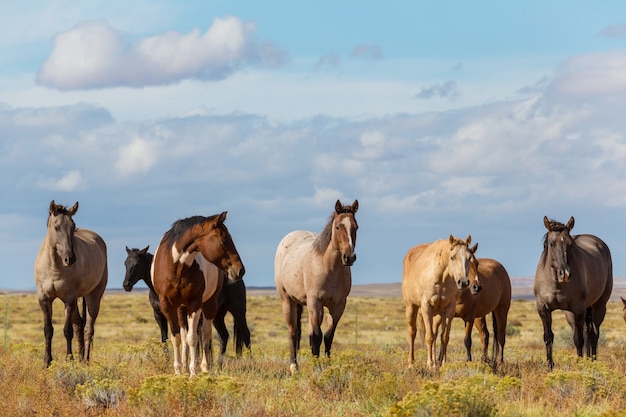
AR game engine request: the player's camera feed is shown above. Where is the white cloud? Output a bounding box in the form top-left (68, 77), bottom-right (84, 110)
top-left (36, 17), bottom-right (288, 90)
top-left (115, 137), bottom-right (161, 176)
top-left (37, 170), bottom-right (84, 191)
top-left (552, 50), bottom-right (626, 96)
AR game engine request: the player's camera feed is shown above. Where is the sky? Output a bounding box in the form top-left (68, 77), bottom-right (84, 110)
top-left (2, 1), bottom-right (626, 292)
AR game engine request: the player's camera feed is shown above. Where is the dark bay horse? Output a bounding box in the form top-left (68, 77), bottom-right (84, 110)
top-left (455, 256), bottom-right (511, 363)
top-left (534, 216), bottom-right (613, 369)
top-left (151, 213), bottom-right (245, 376)
top-left (274, 199), bottom-right (359, 373)
top-left (34, 201), bottom-right (108, 367)
top-left (402, 236), bottom-right (477, 370)
top-left (123, 245), bottom-right (250, 355)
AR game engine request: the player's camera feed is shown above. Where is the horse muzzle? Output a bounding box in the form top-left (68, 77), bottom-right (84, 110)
top-left (470, 282), bottom-right (483, 295)
top-left (557, 268), bottom-right (570, 283)
top-left (456, 278), bottom-right (470, 290)
top-left (342, 252), bottom-right (356, 266)
top-left (228, 265), bottom-right (246, 281)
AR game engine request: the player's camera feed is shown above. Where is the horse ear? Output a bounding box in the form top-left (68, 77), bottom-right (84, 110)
top-left (141, 245), bottom-right (149, 253)
top-left (335, 200), bottom-right (342, 214)
top-left (49, 200), bottom-right (57, 215)
top-left (448, 235), bottom-right (454, 245)
top-left (470, 243), bottom-right (478, 254)
top-left (465, 235), bottom-right (471, 246)
top-left (566, 216), bottom-right (575, 231)
top-left (68, 202), bottom-right (79, 216)
top-left (621, 296), bottom-right (626, 306)
top-left (125, 246), bottom-right (131, 254)
top-left (543, 216), bottom-right (550, 230)
top-left (351, 200), bottom-right (359, 213)
top-left (215, 211), bottom-right (228, 227)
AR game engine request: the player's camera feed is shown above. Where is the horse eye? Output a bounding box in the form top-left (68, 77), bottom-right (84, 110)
top-left (450, 255), bottom-right (456, 261)
top-left (335, 226), bottom-right (339, 230)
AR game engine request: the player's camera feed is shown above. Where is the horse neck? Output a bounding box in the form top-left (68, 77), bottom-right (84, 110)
top-left (142, 254), bottom-right (155, 290)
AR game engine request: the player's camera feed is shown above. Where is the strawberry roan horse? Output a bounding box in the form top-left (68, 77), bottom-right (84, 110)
top-left (274, 200), bottom-right (359, 373)
top-left (151, 213), bottom-right (245, 376)
top-left (534, 216), bottom-right (612, 369)
top-left (34, 201), bottom-right (108, 367)
top-left (402, 235), bottom-right (476, 370)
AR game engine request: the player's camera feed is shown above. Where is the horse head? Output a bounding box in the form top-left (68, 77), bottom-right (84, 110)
top-left (543, 216), bottom-right (574, 283)
top-left (447, 234), bottom-right (478, 290)
top-left (48, 200), bottom-right (79, 267)
top-left (123, 245), bottom-right (150, 291)
top-left (468, 251), bottom-right (483, 295)
top-left (196, 212), bottom-right (246, 281)
top-left (332, 199), bottom-right (359, 266)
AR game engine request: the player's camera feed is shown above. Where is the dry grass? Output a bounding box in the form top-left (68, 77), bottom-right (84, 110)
top-left (0, 290), bottom-right (625, 416)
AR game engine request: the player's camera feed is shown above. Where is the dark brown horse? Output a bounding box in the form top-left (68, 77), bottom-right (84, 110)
top-left (455, 255), bottom-right (511, 363)
top-left (124, 245), bottom-right (250, 355)
top-left (534, 216), bottom-right (613, 369)
top-left (274, 200), bottom-right (359, 373)
top-left (34, 201), bottom-right (108, 367)
top-left (151, 213), bottom-right (245, 376)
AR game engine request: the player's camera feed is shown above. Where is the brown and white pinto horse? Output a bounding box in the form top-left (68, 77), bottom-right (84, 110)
top-left (34, 201), bottom-right (108, 367)
top-left (402, 235), bottom-right (477, 370)
top-left (151, 213), bottom-right (245, 376)
top-left (274, 200), bottom-right (359, 373)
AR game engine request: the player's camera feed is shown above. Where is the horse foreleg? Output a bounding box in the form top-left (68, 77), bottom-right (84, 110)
top-left (438, 310), bottom-right (454, 367)
top-left (213, 307), bottom-right (229, 356)
top-left (149, 291), bottom-right (169, 343)
top-left (162, 301), bottom-right (183, 375)
top-left (324, 301), bottom-right (346, 359)
top-left (565, 310), bottom-right (585, 359)
top-left (307, 299), bottom-right (324, 358)
top-left (463, 319), bottom-right (474, 362)
top-left (63, 299), bottom-right (78, 361)
top-left (475, 316), bottom-right (489, 362)
top-left (39, 296), bottom-right (54, 367)
top-left (420, 306), bottom-right (437, 370)
top-left (538, 306), bottom-right (554, 369)
top-left (405, 303), bottom-right (418, 367)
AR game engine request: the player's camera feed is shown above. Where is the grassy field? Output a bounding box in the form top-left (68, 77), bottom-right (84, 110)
top-left (0, 290), bottom-right (625, 416)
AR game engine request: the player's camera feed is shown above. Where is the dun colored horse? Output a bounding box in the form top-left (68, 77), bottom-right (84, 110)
top-left (402, 235), bottom-right (477, 370)
top-left (274, 199), bottom-right (359, 373)
top-left (455, 255), bottom-right (511, 363)
top-left (151, 213), bottom-right (245, 376)
top-left (534, 216), bottom-right (613, 369)
top-left (34, 201), bottom-right (108, 367)
top-left (124, 245), bottom-right (250, 355)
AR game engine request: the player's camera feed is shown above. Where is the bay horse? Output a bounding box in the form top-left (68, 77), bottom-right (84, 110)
top-left (151, 212), bottom-right (245, 376)
top-left (34, 201), bottom-right (108, 367)
top-left (455, 255), bottom-right (511, 363)
top-left (402, 235), bottom-right (477, 370)
top-left (274, 199), bottom-right (359, 373)
top-left (534, 216), bottom-right (613, 369)
top-left (123, 245), bottom-right (251, 355)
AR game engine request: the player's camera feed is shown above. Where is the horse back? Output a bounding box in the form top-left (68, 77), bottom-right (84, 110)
top-left (274, 230), bottom-right (317, 303)
top-left (402, 241), bottom-right (447, 303)
top-left (470, 258), bottom-right (511, 318)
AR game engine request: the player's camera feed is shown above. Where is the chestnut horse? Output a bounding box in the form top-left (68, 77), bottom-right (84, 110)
top-left (124, 245), bottom-right (251, 355)
top-left (151, 213), bottom-right (245, 376)
top-left (34, 201), bottom-right (108, 367)
top-left (455, 255), bottom-right (511, 363)
top-left (274, 199), bottom-right (359, 373)
top-left (402, 235), bottom-right (477, 370)
top-left (534, 216), bottom-right (612, 369)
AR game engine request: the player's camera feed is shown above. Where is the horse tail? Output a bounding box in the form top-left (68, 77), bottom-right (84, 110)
top-left (296, 304), bottom-right (303, 350)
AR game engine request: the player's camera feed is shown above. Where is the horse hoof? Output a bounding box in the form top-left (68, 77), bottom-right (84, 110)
top-left (289, 363), bottom-right (298, 375)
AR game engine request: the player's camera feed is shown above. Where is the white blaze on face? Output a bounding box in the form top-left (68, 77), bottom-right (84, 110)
top-left (340, 217), bottom-right (355, 251)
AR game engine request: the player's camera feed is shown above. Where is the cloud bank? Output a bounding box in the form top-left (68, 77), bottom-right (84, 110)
top-left (36, 17), bottom-right (288, 90)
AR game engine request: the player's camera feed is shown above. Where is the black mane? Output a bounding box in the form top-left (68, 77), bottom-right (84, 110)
top-left (313, 213), bottom-right (334, 254)
top-left (163, 215), bottom-right (219, 248)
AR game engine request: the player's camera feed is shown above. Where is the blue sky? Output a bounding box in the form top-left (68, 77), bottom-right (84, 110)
top-left (2, 1), bottom-right (626, 292)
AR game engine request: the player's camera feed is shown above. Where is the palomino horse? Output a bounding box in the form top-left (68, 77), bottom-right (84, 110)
top-left (402, 235), bottom-right (477, 370)
top-left (151, 213), bottom-right (245, 376)
top-left (274, 199), bottom-right (359, 373)
top-left (455, 255), bottom-right (511, 363)
top-left (534, 216), bottom-right (613, 369)
top-left (124, 245), bottom-right (251, 355)
top-left (34, 201), bottom-right (108, 367)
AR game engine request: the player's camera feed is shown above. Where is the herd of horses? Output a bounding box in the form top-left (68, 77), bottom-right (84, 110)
top-left (34, 199), bottom-right (620, 375)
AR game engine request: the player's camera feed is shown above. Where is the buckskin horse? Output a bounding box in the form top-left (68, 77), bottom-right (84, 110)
top-left (151, 212), bottom-right (245, 376)
top-left (534, 216), bottom-right (612, 369)
top-left (402, 235), bottom-right (477, 370)
top-left (34, 201), bottom-right (108, 367)
top-left (274, 199), bottom-right (359, 373)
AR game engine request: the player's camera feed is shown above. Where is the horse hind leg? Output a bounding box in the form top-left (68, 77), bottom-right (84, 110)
top-left (63, 299), bottom-right (79, 361)
top-left (281, 298), bottom-right (300, 373)
top-left (405, 303), bottom-right (418, 367)
top-left (39, 296), bottom-right (54, 367)
top-left (200, 316), bottom-right (213, 373)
